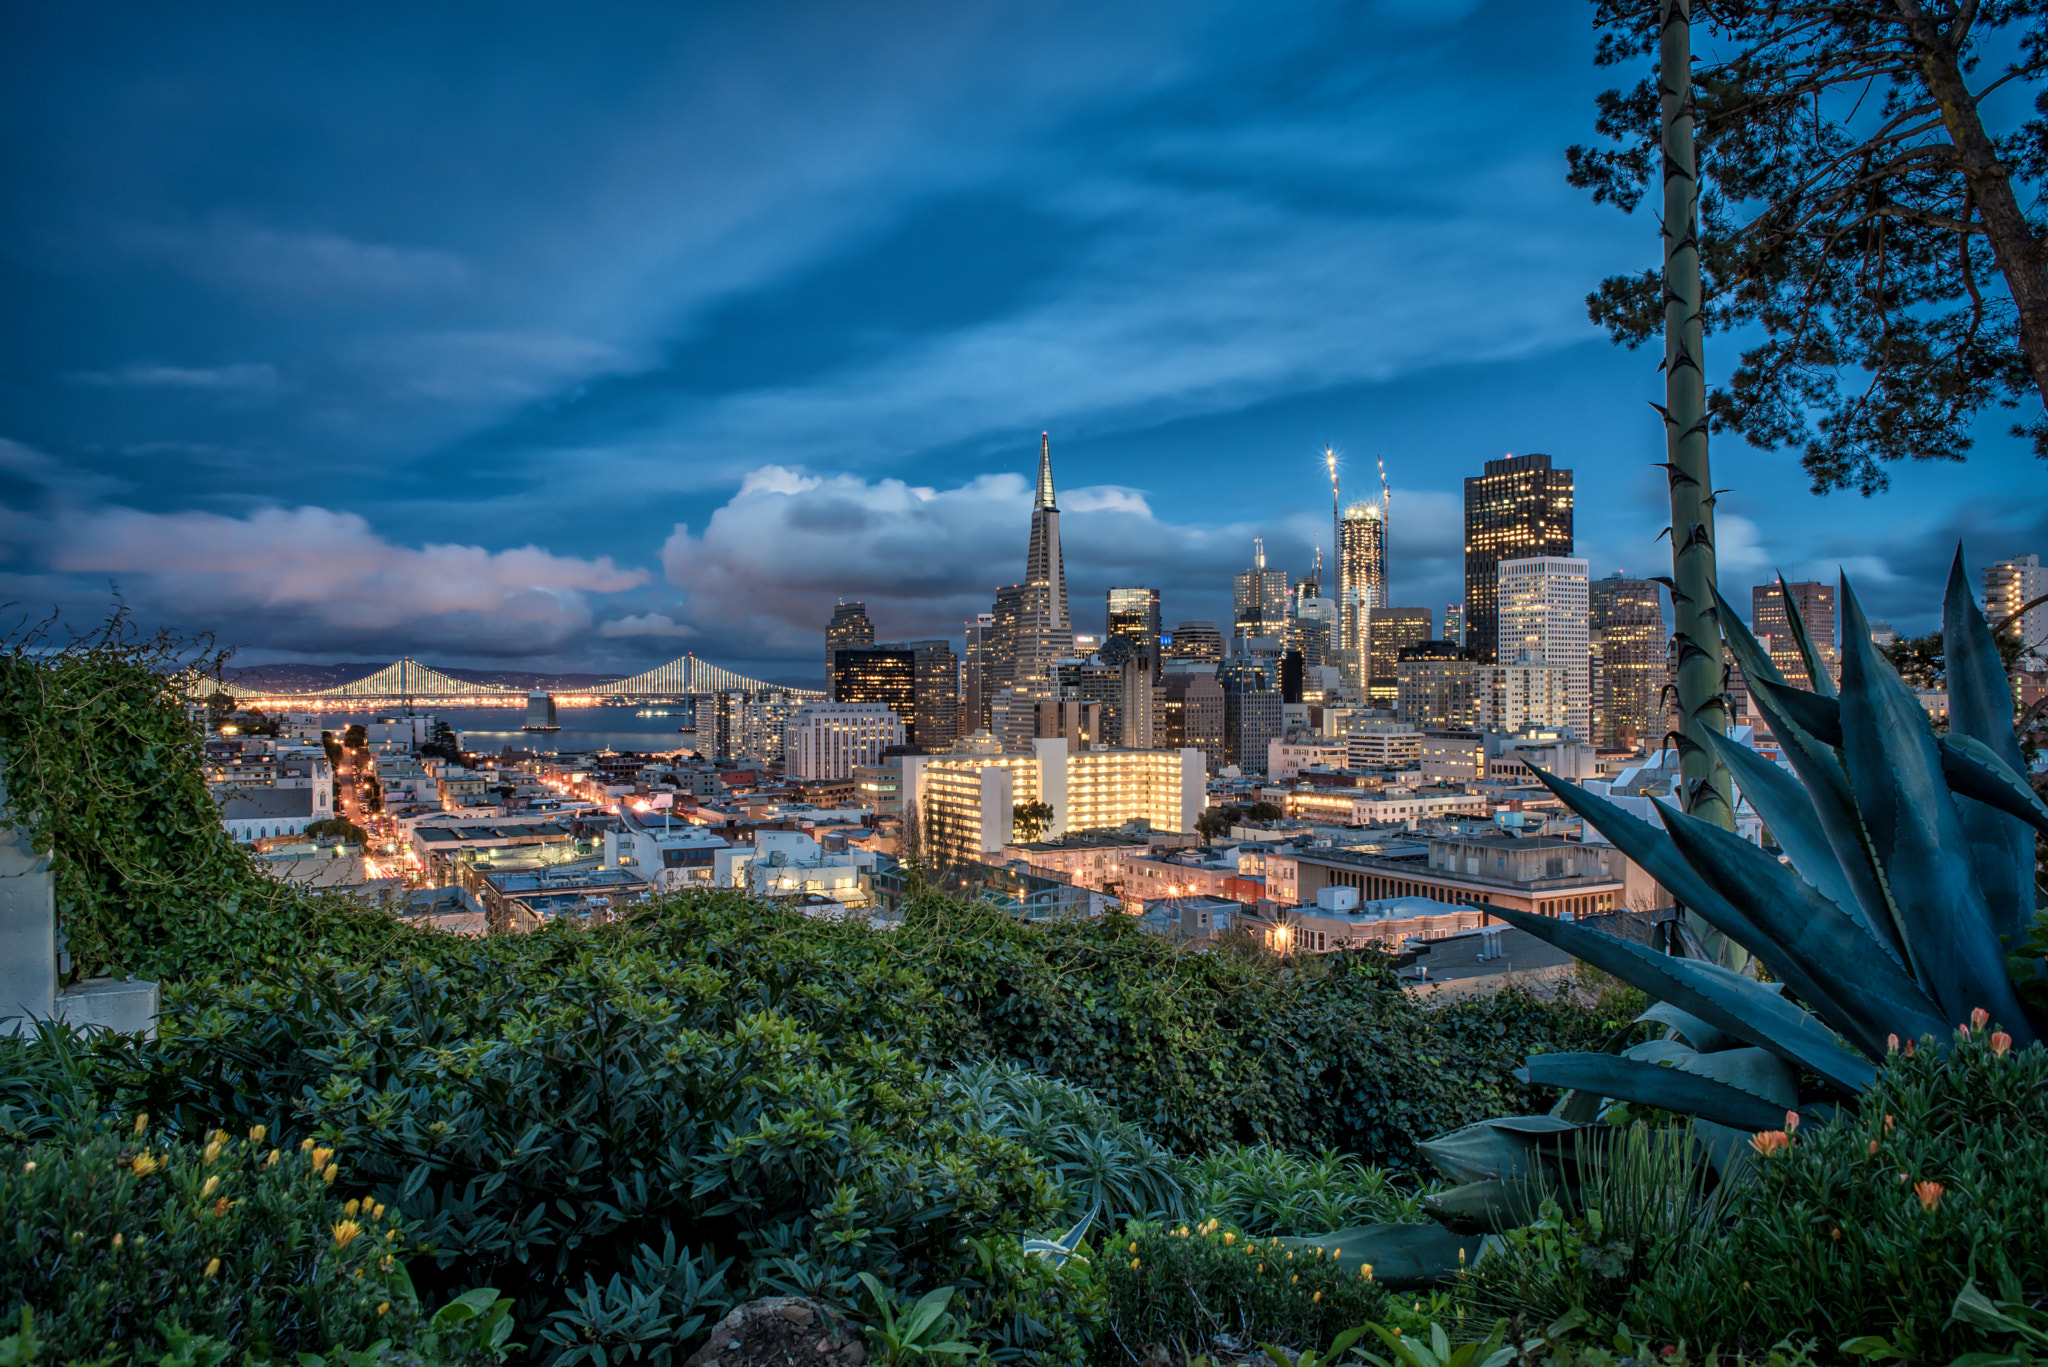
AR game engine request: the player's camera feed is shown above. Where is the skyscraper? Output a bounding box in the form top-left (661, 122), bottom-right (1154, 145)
top-left (1366, 607), bottom-right (1433, 706)
top-left (1984, 554), bottom-right (2046, 659)
top-left (1338, 501), bottom-right (1388, 687)
top-left (906, 639), bottom-right (959, 749)
top-left (1006, 434), bottom-right (1070, 701)
top-left (1752, 581), bottom-right (1838, 688)
top-left (1464, 454), bottom-right (1574, 665)
top-left (962, 612), bottom-right (994, 734)
top-left (1164, 621), bottom-right (1223, 665)
top-left (1106, 587), bottom-right (1162, 669)
top-left (1233, 539), bottom-right (1291, 637)
top-left (1588, 573), bottom-right (1664, 750)
top-left (1498, 556), bottom-right (1591, 740)
top-left (833, 649), bottom-right (916, 740)
top-left (1395, 641), bottom-right (1478, 730)
top-left (1444, 603), bottom-right (1465, 647)
top-left (824, 602), bottom-right (875, 699)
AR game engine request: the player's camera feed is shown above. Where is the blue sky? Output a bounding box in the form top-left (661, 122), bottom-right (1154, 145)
top-left (3, 0), bottom-right (2043, 686)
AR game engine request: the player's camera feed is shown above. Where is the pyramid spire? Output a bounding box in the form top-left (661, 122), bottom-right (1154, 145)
top-left (1035, 431), bottom-right (1057, 509)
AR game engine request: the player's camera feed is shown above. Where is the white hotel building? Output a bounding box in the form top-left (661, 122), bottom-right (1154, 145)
top-left (1496, 556), bottom-right (1590, 741)
top-left (784, 702), bottom-right (906, 781)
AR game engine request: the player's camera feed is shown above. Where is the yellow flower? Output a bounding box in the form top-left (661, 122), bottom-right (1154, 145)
top-left (309, 1146), bottom-right (334, 1169)
top-left (1129, 1241), bottom-right (1138, 1254)
top-left (1830, 1227), bottom-right (1842, 1241)
top-left (1914, 1181), bottom-right (1944, 1212)
top-left (214, 1197), bottom-right (231, 1218)
top-left (1291, 1274), bottom-right (1298, 1285)
top-left (332, 1219), bottom-right (365, 1250)
top-left (322, 1163), bottom-right (338, 1185)
top-left (133, 1113), bottom-right (149, 1135)
top-left (1361, 1265), bottom-right (1373, 1280)
top-left (1129, 1257), bottom-right (1140, 1269)
top-left (301, 1137), bottom-right (316, 1151)
top-left (209, 1129), bottom-right (228, 1147)
top-left (1257, 1263), bottom-right (1263, 1272)
top-left (1312, 1291), bottom-right (1322, 1303)
top-left (204, 1258), bottom-right (221, 1278)
top-left (202, 1140), bottom-right (223, 1166)
top-left (249, 1124), bottom-right (267, 1143)
top-left (21, 1161), bottom-right (34, 1174)
top-left (1223, 1232), bottom-right (1234, 1245)
top-left (377, 1302), bottom-right (391, 1317)
top-left (201, 1175), bottom-right (220, 1199)
top-left (131, 1153), bottom-right (163, 1177)
top-left (266, 1149), bottom-right (281, 1167)
top-left (112, 1233), bottom-right (124, 1250)
top-left (345, 1198), bottom-right (361, 1218)
top-left (386, 1229), bottom-right (399, 1242)
top-left (371, 1203), bottom-right (385, 1220)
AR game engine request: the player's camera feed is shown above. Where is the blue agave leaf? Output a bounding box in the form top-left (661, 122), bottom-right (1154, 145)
top-left (1747, 677), bottom-right (1843, 747)
top-left (1737, 676), bottom-right (1909, 964)
top-left (1486, 904), bottom-right (1876, 1093)
top-left (1656, 799), bottom-right (1950, 1054)
top-left (1712, 584), bottom-right (1787, 690)
top-left (1697, 728), bottom-right (1895, 960)
top-left (1939, 732), bottom-right (2048, 840)
top-left (1837, 576), bottom-right (2035, 1043)
top-left (1777, 572), bottom-right (1839, 700)
top-left (1516, 1053), bottom-right (1810, 1132)
top-left (1943, 547), bottom-right (2037, 949)
top-left (1524, 766), bottom-right (1861, 1022)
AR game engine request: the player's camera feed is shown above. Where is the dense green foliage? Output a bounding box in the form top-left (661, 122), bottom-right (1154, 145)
top-left (1632, 1026), bottom-right (2048, 1359)
top-left (1176, 1147), bottom-right (1426, 1238)
top-left (1, 1115), bottom-right (433, 1364)
top-left (1102, 1221), bottom-right (1387, 1361)
top-left (0, 623), bottom-right (425, 982)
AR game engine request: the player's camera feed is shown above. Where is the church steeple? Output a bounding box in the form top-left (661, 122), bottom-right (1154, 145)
top-left (1035, 431), bottom-right (1057, 510)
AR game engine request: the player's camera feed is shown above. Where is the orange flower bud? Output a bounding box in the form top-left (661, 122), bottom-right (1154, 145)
top-left (1970, 1007), bottom-right (1990, 1031)
top-left (1992, 1031), bottom-right (2012, 1056)
top-left (1914, 1180), bottom-right (1943, 1212)
top-left (1750, 1131), bottom-right (1791, 1158)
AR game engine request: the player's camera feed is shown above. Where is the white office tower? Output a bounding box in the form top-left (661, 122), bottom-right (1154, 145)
top-left (1984, 554), bottom-right (2047, 660)
top-left (786, 702), bottom-right (906, 781)
top-left (1496, 556), bottom-right (1591, 740)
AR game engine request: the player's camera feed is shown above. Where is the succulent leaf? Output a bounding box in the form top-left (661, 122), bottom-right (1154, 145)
top-left (1943, 546), bottom-right (2038, 948)
top-left (1485, 903), bottom-right (1875, 1093)
top-left (1697, 727), bottom-right (1896, 961)
top-left (1836, 576), bottom-right (2033, 1042)
top-left (1516, 1053), bottom-right (1812, 1132)
top-left (1776, 572), bottom-right (1839, 700)
top-left (1655, 799), bottom-right (1949, 1055)
top-left (1938, 732), bottom-right (2048, 841)
top-left (1747, 677), bottom-right (1842, 747)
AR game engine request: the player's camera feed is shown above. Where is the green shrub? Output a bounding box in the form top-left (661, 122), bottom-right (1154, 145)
top-left (1176, 1146), bottom-right (1426, 1237)
top-left (950, 1061), bottom-right (1186, 1224)
top-left (0, 621), bottom-right (425, 983)
top-left (949, 1232), bottom-right (1105, 1367)
top-left (1101, 1220), bottom-right (1389, 1362)
top-left (0, 1114), bottom-right (436, 1364)
top-left (1628, 1024), bottom-right (2048, 1358)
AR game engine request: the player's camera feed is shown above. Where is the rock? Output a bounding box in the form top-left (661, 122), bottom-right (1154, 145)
top-left (683, 1297), bottom-right (866, 1367)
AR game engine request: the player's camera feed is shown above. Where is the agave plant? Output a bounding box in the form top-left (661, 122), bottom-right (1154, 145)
top-left (1489, 549), bottom-right (2048, 1142)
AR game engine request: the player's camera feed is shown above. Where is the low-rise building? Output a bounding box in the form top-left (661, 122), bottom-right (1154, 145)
top-left (1267, 733), bottom-right (1348, 781)
top-left (1266, 888), bottom-right (1490, 953)
top-left (1271, 832), bottom-right (1624, 920)
top-left (1344, 723), bottom-right (1423, 769)
top-left (217, 786), bottom-right (318, 843)
top-left (904, 737), bottom-right (1205, 864)
top-left (1281, 787), bottom-right (1484, 828)
top-left (722, 830), bottom-right (879, 907)
top-left (479, 865), bottom-right (650, 933)
top-left (604, 807), bottom-right (732, 892)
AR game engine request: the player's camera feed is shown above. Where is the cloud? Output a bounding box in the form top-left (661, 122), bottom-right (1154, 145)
top-left (599, 612), bottom-right (699, 638)
top-left (69, 362), bottom-right (282, 392)
top-left (43, 504), bottom-right (647, 654)
top-left (132, 219), bottom-right (466, 299)
top-left (659, 463), bottom-right (1361, 649)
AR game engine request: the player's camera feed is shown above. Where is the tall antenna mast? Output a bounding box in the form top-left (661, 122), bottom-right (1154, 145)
top-left (1377, 455), bottom-right (1391, 601)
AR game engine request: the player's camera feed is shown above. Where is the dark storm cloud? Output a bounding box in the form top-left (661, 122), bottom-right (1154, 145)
top-left (1, 0), bottom-right (2041, 678)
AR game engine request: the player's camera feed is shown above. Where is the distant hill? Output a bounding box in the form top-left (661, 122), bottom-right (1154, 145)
top-left (222, 663), bottom-right (624, 693)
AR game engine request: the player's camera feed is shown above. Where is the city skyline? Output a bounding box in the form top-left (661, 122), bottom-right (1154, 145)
top-left (4, 2), bottom-right (2045, 682)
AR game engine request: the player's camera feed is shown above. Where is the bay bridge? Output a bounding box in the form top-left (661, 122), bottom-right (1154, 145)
top-left (225, 652), bottom-right (823, 706)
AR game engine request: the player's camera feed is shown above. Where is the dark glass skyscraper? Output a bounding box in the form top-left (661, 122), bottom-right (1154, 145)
top-left (1588, 574), bottom-right (1664, 750)
top-left (1106, 586), bottom-right (1161, 670)
top-left (824, 602), bottom-right (875, 699)
top-left (832, 648), bottom-right (915, 739)
top-left (1463, 453), bottom-right (1574, 665)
